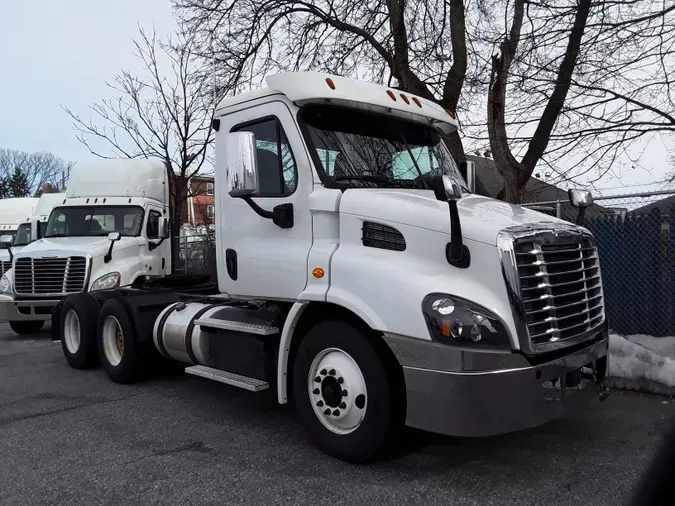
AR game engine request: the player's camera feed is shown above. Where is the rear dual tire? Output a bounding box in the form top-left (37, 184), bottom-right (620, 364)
top-left (97, 299), bottom-right (141, 384)
top-left (61, 294), bottom-right (100, 369)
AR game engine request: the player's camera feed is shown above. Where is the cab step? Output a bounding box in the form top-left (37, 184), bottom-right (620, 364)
top-left (184, 365), bottom-right (270, 392)
top-left (194, 317), bottom-right (279, 335)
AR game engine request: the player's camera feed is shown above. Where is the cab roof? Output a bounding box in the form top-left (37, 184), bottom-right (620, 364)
top-left (215, 71), bottom-right (458, 133)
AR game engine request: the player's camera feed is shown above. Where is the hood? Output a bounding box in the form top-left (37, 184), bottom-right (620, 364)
top-left (339, 189), bottom-right (565, 246)
top-left (15, 236), bottom-right (140, 258)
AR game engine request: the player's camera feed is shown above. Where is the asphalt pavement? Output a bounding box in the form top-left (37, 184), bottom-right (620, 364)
top-left (0, 320), bottom-right (673, 506)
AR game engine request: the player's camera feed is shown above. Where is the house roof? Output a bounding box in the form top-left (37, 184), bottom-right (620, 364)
top-left (630, 194), bottom-right (675, 215)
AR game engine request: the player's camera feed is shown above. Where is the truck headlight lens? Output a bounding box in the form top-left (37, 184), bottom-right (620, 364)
top-left (0, 275), bottom-right (11, 294)
top-left (91, 272), bottom-right (121, 291)
top-left (422, 293), bottom-right (511, 349)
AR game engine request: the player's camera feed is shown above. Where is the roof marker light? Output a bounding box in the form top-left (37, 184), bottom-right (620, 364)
top-left (86, 198), bottom-right (90, 204)
top-left (400, 94), bottom-right (410, 104)
top-left (103, 198), bottom-right (107, 203)
top-left (386, 90), bottom-right (397, 101)
top-left (412, 97), bottom-right (422, 108)
top-left (326, 78), bottom-right (336, 90)
top-left (446, 109), bottom-right (456, 119)
top-left (94, 198), bottom-right (98, 203)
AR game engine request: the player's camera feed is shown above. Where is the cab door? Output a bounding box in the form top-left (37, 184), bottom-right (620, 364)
top-left (215, 101), bottom-right (313, 299)
top-left (144, 205), bottom-right (170, 276)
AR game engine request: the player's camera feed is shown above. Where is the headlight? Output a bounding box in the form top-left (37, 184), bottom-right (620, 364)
top-left (90, 272), bottom-right (121, 291)
top-left (422, 293), bottom-right (511, 349)
top-left (0, 275), bottom-right (11, 294)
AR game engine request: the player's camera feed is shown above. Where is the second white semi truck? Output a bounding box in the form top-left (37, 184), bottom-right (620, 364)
top-left (0, 160), bottom-right (173, 334)
top-left (38, 72), bottom-right (607, 462)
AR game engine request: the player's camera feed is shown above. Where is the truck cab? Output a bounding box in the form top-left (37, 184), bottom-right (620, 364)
top-left (0, 159), bottom-right (171, 334)
top-left (53, 72), bottom-right (608, 463)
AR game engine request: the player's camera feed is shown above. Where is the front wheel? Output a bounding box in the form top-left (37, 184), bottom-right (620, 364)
top-left (9, 320), bottom-right (44, 335)
top-left (292, 320), bottom-right (404, 463)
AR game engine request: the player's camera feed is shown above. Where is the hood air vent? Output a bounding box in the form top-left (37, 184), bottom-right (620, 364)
top-left (362, 222), bottom-right (406, 251)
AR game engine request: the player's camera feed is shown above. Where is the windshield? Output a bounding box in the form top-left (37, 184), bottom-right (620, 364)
top-left (300, 105), bottom-right (467, 191)
top-left (45, 206), bottom-right (144, 238)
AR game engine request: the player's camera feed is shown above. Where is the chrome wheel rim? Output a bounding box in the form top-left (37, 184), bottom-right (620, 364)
top-left (63, 309), bottom-right (81, 354)
top-left (102, 316), bottom-right (124, 367)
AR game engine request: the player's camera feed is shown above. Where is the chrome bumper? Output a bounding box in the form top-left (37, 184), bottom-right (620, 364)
top-left (0, 294), bottom-right (59, 322)
top-left (386, 334), bottom-right (609, 438)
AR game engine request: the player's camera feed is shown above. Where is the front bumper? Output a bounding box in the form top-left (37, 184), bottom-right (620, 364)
top-left (0, 294), bottom-right (60, 322)
top-left (396, 336), bottom-right (609, 438)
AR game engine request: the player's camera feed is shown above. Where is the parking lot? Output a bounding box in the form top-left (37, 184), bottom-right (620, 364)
top-left (0, 321), bottom-right (672, 506)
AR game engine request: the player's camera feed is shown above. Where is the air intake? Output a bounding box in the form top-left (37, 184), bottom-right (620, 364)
top-left (362, 222), bottom-right (406, 251)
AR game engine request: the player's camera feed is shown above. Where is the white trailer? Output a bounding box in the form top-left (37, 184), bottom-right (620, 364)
top-left (44, 72), bottom-right (607, 462)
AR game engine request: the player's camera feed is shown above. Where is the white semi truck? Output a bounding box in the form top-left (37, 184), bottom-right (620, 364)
top-left (0, 197), bottom-right (39, 274)
top-left (1, 193), bottom-right (65, 281)
top-left (43, 72), bottom-right (606, 462)
top-left (0, 160), bottom-right (173, 334)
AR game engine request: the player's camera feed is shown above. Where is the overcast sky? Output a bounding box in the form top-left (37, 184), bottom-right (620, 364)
top-left (0, 0), bottom-right (670, 196)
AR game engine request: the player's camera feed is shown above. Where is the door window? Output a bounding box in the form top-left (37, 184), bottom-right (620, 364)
top-left (232, 118), bottom-right (298, 196)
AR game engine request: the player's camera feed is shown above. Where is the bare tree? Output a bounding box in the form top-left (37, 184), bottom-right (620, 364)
top-left (476, 0), bottom-right (675, 202)
top-left (175, 0), bottom-right (474, 163)
top-left (63, 27), bottom-right (215, 252)
top-left (0, 148), bottom-right (71, 197)
top-left (177, 0), bottom-right (675, 203)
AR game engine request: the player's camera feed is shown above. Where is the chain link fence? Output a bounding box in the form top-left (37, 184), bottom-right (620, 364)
top-left (524, 190), bottom-right (675, 337)
top-left (173, 234), bottom-right (217, 281)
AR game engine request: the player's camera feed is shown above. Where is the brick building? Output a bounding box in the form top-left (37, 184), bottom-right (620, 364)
top-left (177, 175), bottom-right (215, 234)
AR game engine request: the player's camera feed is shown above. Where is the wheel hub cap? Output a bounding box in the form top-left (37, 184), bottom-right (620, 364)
top-left (308, 348), bottom-right (368, 435)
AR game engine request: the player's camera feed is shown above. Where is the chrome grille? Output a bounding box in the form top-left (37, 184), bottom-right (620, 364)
top-left (514, 234), bottom-right (604, 346)
top-left (14, 257), bottom-right (88, 296)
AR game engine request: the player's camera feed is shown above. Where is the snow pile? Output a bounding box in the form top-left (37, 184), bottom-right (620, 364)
top-left (608, 333), bottom-right (675, 396)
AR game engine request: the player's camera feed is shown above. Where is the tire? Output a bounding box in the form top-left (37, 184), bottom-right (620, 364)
top-left (9, 320), bottom-right (44, 335)
top-left (292, 320), bottom-right (405, 463)
top-left (96, 298), bottom-right (141, 384)
top-left (60, 294), bottom-right (100, 369)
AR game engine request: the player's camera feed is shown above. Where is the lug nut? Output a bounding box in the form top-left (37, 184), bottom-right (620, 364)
top-left (314, 376), bottom-right (321, 383)
top-left (332, 409), bottom-right (340, 416)
top-left (316, 400), bottom-right (324, 407)
top-left (341, 390), bottom-right (348, 397)
top-left (339, 402), bottom-right (346, 409)
top-left (320, 369), bottom-right (327, 376)
top-left (313, 388), bottom-right (320, 395)
top-left (337, 377), bottom-right (344, 384)
top-left (329, 369), bottom-right (336, 376)
top-left (323, 408), bottom-right (331, 415)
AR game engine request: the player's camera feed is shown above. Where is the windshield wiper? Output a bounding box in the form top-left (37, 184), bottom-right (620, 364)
top-left (44, 234), bottom-right (68, 238)
top-left (334, 175), bottom-right (411, 188)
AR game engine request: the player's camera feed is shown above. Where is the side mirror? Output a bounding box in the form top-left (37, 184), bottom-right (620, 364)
top-left (568, 189), bottom-right (593, 208)
top-left (108, 232), bottom-right (121, 242)
top-left (226, 132), bottom-right (260, 197)
top-left (0, 235), bottom-right (12, 249)
top-left (460, 160), bottom-right (476, 193)
top-left (433, 175), bottom-right (462, 202)
top-left (158, 217), bottom-right (170, 239)
top-left (30, 218), bottom-right (40, 242)
top-left (568, 189), bottom-right (593, 226)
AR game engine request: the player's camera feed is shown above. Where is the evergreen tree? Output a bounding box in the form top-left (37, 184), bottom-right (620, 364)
top-left (9, 167), bottom-right (30, 197)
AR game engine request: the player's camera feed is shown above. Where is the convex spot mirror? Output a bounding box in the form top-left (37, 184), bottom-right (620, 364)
top-left (433, 175), bottom-right (462, 202)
